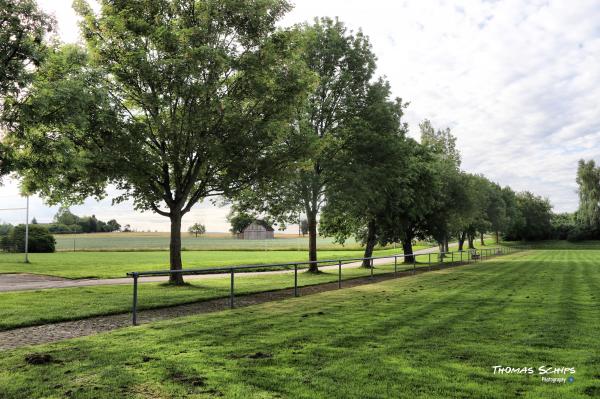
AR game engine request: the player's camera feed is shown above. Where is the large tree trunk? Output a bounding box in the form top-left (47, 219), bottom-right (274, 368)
top-left (438, 240), bottom-right (445, 259)
top-left (495, 231), bottom-right (499, 244)
top-left (480, 232), bottom-right (485, 246)
top-left (468, 234), bottom-right (475, 249)
top-left (307, 211), bottom-right (318, 272)
top-left (458, 231), bottom-right (466, 251)
top-left (362, 221), bottom-right (377, 268)
top-left (444, 236), bottom-right (449, 253)
top-left (402, 236), bottom-right (414, 264)
top-left (169, 212), bottom-right (184, 285)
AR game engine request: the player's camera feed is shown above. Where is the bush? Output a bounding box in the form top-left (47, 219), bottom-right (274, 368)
top-left (7, 225), bottom-right (56, 253)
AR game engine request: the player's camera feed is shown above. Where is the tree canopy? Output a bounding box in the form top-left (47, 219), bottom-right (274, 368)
top-left (188, 222), bottom-right (206, 238)
top-left (576, 159), bottom-right (600, 234)
top-left (8, 0), bottom-right (314, 283)
top-left (0, 0), bottom-right (53, 180)
top-left (2, 1), bottom-right (580, 277)
top-left (319, 79), bottom-right (412, 266)
top-left (230, 17), bottom-right (377, 271)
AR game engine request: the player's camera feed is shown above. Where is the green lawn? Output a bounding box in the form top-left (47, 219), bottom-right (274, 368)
top-left (1, 249), bottom-right (598, 398)
top-left (0, 253), bottom-right (447, 330)
top-left (0, 247), bottom-right (423, 279)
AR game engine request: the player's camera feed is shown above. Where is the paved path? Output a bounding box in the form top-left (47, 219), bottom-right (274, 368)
top-left (0, 245), bottom-right (456, 292)
top-left (0, 259), bottom-right (473, 350)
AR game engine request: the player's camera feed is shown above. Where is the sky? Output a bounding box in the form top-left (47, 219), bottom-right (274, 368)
top-left (1, 0), bottom-right (600, 232)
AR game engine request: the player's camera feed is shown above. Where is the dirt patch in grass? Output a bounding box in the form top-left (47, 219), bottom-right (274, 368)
top-left (24, 353), bottom-right (54, 365)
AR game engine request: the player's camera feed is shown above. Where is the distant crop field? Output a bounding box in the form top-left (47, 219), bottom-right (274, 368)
top-left (51, 232), bottom-right (408, 252)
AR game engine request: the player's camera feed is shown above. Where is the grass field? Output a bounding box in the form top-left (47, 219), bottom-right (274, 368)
top-left (52, 232), bottom-right (407, 252)
top-left (504, 240), bottom-right (600, 250)
top-left (0, 249), bottom-right (598, 398)
top-left (0, 253), bottom-right (448, 330)
top-left (0, 247), bottom-right (428, 279)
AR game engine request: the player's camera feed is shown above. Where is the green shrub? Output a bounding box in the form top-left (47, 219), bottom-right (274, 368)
top-left (8, 225), bottom-right (56, 253)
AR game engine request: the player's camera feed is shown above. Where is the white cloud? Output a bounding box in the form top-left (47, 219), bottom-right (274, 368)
top-left (283, 0), bottom-right (600, 213)
top-left (3, 0), bottom-right (600, 230)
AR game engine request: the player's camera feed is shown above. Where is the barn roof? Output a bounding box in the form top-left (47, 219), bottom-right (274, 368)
top-left (243, 219), bottom-right (274, 232)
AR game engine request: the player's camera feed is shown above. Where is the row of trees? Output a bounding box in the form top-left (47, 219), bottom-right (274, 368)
top-left (552, 159), bottom-right (600, 241)
top-left (0, 1), bottom-right (560, 283)
top-left (498, 159), bottom-right (600, 242)
top-left (47, 207), bottom-right (121, 234)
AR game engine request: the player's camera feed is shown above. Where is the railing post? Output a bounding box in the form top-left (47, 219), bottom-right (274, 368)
top-left (394, 256), bottom-right (397, 275)
top-left (460, 250), bottom-right (463, 263)
top-left (428, 253), bottom-right (431, 270)
top-left (412, 253), bottom-right (416, 273)
top-left (451, 251), bottom-right (454, 266)
top-left (338, 260), bottom-right (342, 289)
top-left (230, 268), bottom-right (235, 309)
top-left (370, 258), bottom-right (374, 279)
top-left (294, 264), bottom-right (299, 297)
top-left (132, 273), bottom-right (138, 326)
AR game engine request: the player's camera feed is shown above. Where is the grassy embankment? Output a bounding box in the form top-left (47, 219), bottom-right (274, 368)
top-left (0, 247), bottom-right (430, 279)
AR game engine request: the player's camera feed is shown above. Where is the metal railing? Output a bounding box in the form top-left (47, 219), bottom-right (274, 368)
top-left (126, 246), bottom-right (520, 325)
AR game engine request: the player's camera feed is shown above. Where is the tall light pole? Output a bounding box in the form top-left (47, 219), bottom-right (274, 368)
top-left (24, 196), bottom-right (29, 263)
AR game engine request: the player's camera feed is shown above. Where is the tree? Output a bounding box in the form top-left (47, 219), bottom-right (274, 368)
top-left (504, 191), bottom-right (553, 241)
top-left (9, 0), bottom-right (313, 284)
top-left (454, 174), bottom-right (486, 251)
top-left (419, 120), bottom-right (463, 255)
top-left (0, 223), bottom-right (13, 235)
top-left (299, 218), bottom-right (309, 236)
top-left (501, 186), bottom-right (520, 239)
top-left (54, 207), bottom-right (79, 226)
top-left (188, 222), bottom-right (206, 238)
top-left (0, 0), bottom-right (53, 100)
top-left (106, 219), bottom-right (121, 233)
top-left (393, 145), bottom-right (439, 263)
top-left (419, 120), bottom-right (461, 167)
top-left (88, 214), bottom-right (98, 233)
top-left (485, 182), bottom-right (508, 244)
top-left (232, 18), bottom-right (376, 272)
top-left (454, 174), bottom-right (509, 251)
top-left (319, 79), bottom-right (411, 267)
top-left (551, 212), bottom-right (576, 240)
top-left (227, 208), bottom-right (256, 235)
top-left (575, 159), bottom-right (600, 235)
top-left (0, 0), bottom-right (53, 179)
top-left (31, 217), bottom-right (37, 224)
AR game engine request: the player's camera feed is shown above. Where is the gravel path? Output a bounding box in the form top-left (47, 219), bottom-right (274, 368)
top-left (0, 245), bottom-right (455, 292)
top-left (0, 258), bottom-right (474, 350)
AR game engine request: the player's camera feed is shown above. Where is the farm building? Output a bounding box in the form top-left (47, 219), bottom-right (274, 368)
top-left (237, 220), bottom-right (275, 240)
